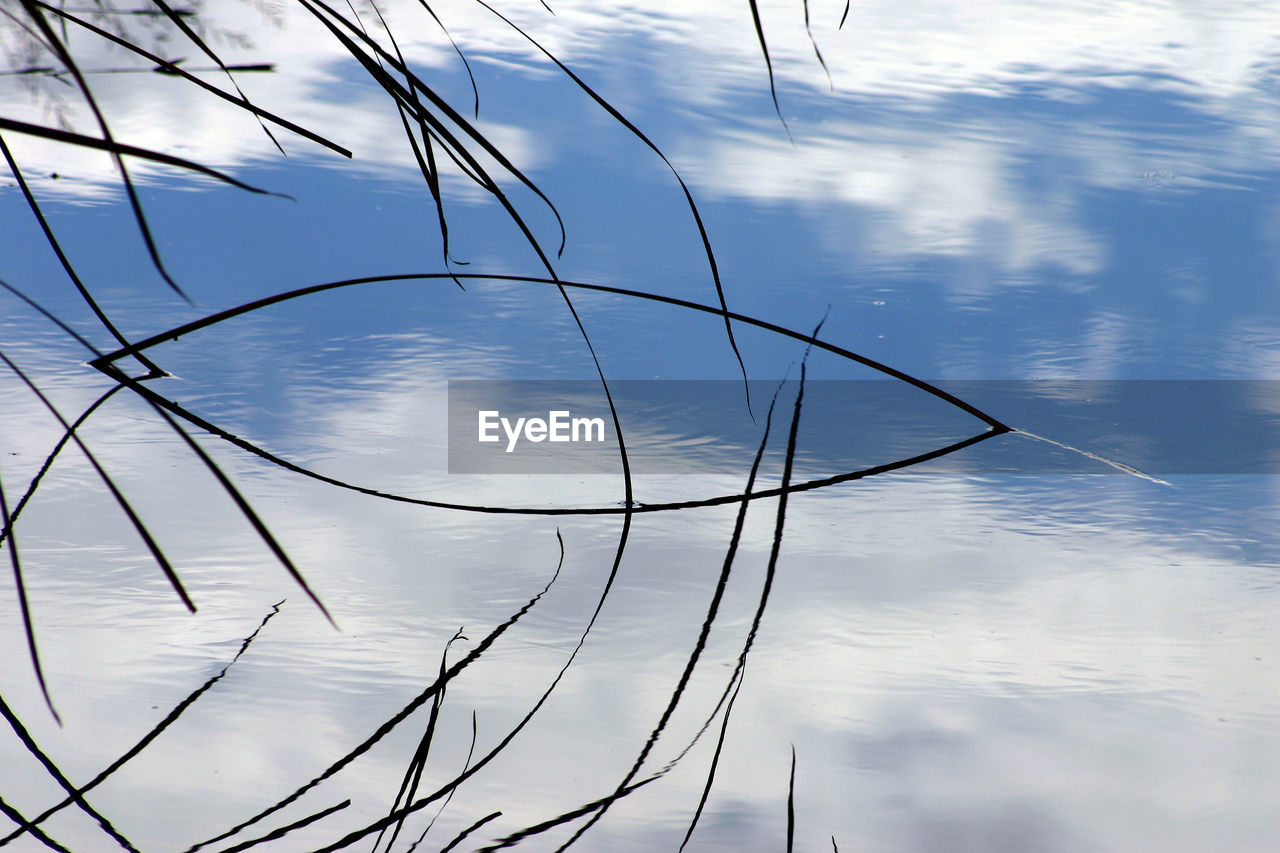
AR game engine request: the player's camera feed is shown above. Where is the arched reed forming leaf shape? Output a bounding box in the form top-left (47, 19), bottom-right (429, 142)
top-left (88, 271), bottom-right (1012, 515)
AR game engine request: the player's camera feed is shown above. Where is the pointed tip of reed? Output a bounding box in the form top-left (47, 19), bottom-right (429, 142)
top-left (317, 601), bottom-right (339, 631)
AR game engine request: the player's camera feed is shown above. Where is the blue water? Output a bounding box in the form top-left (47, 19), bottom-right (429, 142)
top-left (1, 2), bottom-right (1277, 851)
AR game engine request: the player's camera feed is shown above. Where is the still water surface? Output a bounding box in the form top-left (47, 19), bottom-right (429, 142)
top-left (1, 1), bottom-right (1277, 850)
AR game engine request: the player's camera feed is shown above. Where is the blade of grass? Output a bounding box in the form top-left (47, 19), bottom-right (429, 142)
top-left (0, 115), bottom-right (290, 196)
top-left (803, 0), bottom-right (833, 91)
top-left (0, 65), bottom-right (59, 75)
top-left (437, 812), bottom-right (502, 853)
top-left (787, 745), bottom-right (797, 853)
top-left (153, 63), bottom-right (277, 73)
top-left (404, 709), bottom-right (480, 851)
top-left (0, 132), bottom-right (163, 376)
top-left (677, 664), bottom-right (746, 851)
top-left (373, 627), bottom-right (468, 853)
top-left (469, 780), bottom-right (656, 853)
top-left (0, 460), bottom-right (61, 724)
top-left (0, 279), bottom-right (103, 356)
top-left (210, 801), bottom-right (352, 853)
top-left (746, 0), bottom-right (793, 142)
top-left (412, 0), bottom-right (480, 120)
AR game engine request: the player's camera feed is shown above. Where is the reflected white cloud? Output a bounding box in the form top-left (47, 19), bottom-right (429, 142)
top-left (691, 122), bottom-right (1109, 280)
top-left (3, 0), bottom-right (1276, 194)
top-left (3, 0), bottom-right (1276, 312)
top-left (3, 322), bottom-right (1278, 848)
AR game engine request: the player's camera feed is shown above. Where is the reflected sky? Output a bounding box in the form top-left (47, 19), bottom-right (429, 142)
top-left (2, 1), bottom-right (1278, 851)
